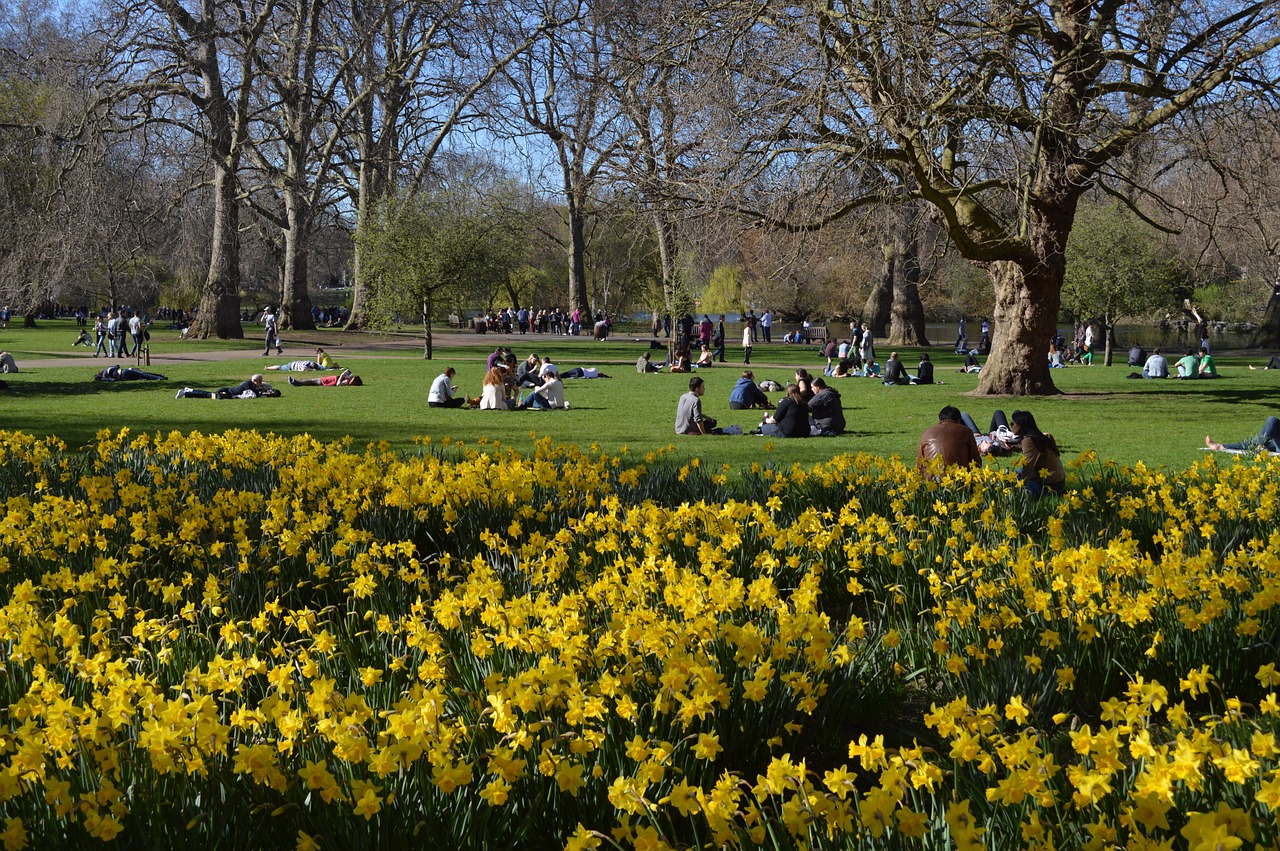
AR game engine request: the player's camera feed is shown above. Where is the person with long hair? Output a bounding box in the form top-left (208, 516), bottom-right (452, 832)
top-left (1010, 410), bottom-right (1065, 497)
top-left (479, 366), bottom-right (509, 409)
top-left (760, 384), bottom-right (811, 438)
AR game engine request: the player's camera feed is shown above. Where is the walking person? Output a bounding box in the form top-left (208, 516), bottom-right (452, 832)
top-left (93, 315), bottom-right (109, 357)
top-left (261, 306), bottom-right (283, 356)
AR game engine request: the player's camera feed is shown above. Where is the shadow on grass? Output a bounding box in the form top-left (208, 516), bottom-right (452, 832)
top-left (2, 378), bottom-right (178, 397)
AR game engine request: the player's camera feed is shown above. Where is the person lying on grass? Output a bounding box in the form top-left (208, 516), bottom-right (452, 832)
top-left (1206, 417), bottom-right (1280, 454)
top-left (287, 369), bottom-right (362, 387)
top-left (175, 374), bottom-right (279, 399)
top-left (95, 365), bottom-right (167, 382)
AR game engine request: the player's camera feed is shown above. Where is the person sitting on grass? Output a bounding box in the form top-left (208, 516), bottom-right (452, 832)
top-left (517, 353), bottom-right (545, 386)
top-left (807, 377), bottom-right (845, 436)
top-left (729, 370), bottom-right (770, 410)
top-left (912, 353), bottom-right (935, 384)
top-left (637, 351), bottom-right (663, 373)
top-left (428, 367), bottom-right (473, 408)
top-left (1143, 348), bottom-right (1169, 378)
top-left (1206, 417), bottom-right (1280, 454)
top-left (95, 365), bottom-right (167, 382)
top-left (696, 345), bottom-right (714, 368)
top-left (288, 368), bottom-right (362, 387)
top-left (1010, 409), bottom-right (1066, 498)
top-left (882, 352), bottom-right (910, 385)
top-left (959, 352), bottom-right (982, 374)
top-left (917, 405), bottom-right (982, 474)
top-left (176, 374), bottom-right (277, 399)
top-left (675, 376), bottom-right (720, 435)
top-left (0, 351), bottom-right (17, 373)
top-left (517, 366), bottom-right (567, 409)
top-left (1197, 346), bottom-right (1219, 378)
top-left (73, 328), bottom-right (90, 347)
top-left (478, 366), bottom-right (509, 409)
top-left (1175, 348), bottom-right (1200, 379)
top-left (758, 384), bottom-right (810, 438)
top-left (669, 347), bottom-right (692, 373)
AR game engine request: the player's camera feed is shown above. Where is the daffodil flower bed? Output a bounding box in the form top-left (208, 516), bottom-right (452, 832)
top-left (0, 429), bottom-right (1277, 850)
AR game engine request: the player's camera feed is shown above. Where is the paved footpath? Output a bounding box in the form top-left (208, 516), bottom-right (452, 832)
top-left (13, 330), bottom-right (813, 372)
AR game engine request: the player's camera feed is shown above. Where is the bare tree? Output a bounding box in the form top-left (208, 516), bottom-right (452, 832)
top-left (337, 0), bottom-right (573, 330)
top-left (686, 0), bottom-right (1280, 394)
top-left (104, 0), bottom-right (280, 339)
top-left (490, 0), bottom-right (615, 319)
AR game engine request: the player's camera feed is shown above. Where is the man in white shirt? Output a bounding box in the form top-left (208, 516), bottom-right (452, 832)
top-left (760, 309), bottom-right (773, 343)
top-left (1142, 348), bottom-right (1169, 379)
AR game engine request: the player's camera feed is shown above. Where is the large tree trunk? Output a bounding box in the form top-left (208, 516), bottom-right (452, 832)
top-left (1252, 279), bottom-right (1280, 349)
top-left (188, 160), bottom-right (243, 339)
top-left (975, 259), bottom-right (1062, 395)
top-left (887, 229), bottom-right (929, 346)
top-left (864, 244), bottom-right (893, 333)
top-left (566, 200), bottom-right (590, 317)
top-left (280, 193), bottom-right (315, 331)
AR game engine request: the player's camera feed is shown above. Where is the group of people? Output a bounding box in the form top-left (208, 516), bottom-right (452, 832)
top-left (917, 406), bottom-right (1066, 497)
top-left (678, 368), bottom-right (846, 437)
top-left (427, 346), bottom-right (611, 411)
top-left (1126, 346), bottom-right (1218, 379)
top-left (89, 310), bottom-right (150, 358)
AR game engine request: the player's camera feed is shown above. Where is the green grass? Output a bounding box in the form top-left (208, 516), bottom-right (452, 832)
top-left (2, 319), bottom-right (1277, 469)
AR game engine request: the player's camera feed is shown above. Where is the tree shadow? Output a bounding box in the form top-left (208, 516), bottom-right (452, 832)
top-left (2, 378), bottom-right (177, 397)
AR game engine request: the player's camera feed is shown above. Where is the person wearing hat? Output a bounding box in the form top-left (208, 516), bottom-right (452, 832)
top-left (261, 306), bottom-right (283, 355)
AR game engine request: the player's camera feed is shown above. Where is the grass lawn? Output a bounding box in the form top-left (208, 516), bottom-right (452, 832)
top-left (2, 319), bottom-right (1277, 470)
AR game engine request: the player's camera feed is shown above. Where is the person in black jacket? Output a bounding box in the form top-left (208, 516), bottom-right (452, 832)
top-left (912, 353), bottom-right (935, 384)
top-left (808, 378), bottom-right (845, 435)
top-left (760, 384), bottom-right (811, 437)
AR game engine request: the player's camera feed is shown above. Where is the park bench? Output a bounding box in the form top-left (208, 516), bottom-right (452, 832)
top-left (801, 324), bottom-right (830, 344)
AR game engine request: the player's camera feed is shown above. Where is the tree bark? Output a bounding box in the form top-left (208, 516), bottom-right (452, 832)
top-left (422, 296), bottom-right (434, 360)
top-left (1252, 279), bottom-right (1280, 350)
top-left (280, 192), bottom-right (315, 330)
top-left (188, 156), bottom-right (243, 339)
top-left (975, 259), bottom-right (1062, 395)
top-left (566, 197), bottom-right (590, 317)
top-left (864, 244), bottom-right (893, 333)
top-left (887, 229), bottom-right (928, 346)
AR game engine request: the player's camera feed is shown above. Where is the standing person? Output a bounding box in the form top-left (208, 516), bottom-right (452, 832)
top-left (1010, 410), bottom-right (1066, 497)
top-left (93, 315), bottom-right (109, 357)
top-left (261, 306), bottom-right (283, 356)
top-left (917, 406), bottom-right (982, 474)
top-left (428, 367), bottom-right (467, 408)
top-left (652, 309), bottom-right (661, 338)
top-left (1082, 323), bottom-right (1094, 365)
top-left (858, 323), bottom-right (874, 370)
top-left (955, 317), bottom-right (967, 351)
top-left (675, 376), bottom-right (719, 435)
top-left (699, 315), bottom-right (713, 347)
top-left (760, 309), bottom-right (773, 343)
top-left (742, 321), bottom-right (754, 364)
top-left (129, 311), bottom-right (146, 356)
top-left (713, 315), bottom-right (726, 362)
